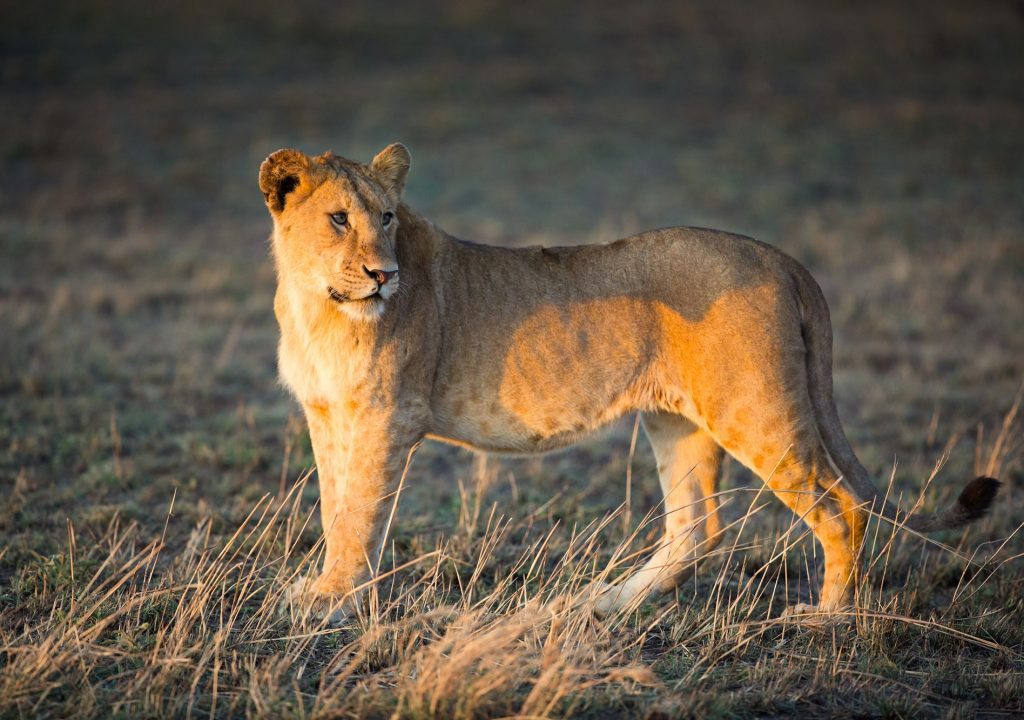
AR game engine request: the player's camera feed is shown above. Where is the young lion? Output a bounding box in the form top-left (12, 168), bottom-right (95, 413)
top-left (259, 143), bottom-right (999, 622)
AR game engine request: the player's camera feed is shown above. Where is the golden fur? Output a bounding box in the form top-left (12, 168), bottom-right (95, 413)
top-left (259, 144), bottom-right (999, 622)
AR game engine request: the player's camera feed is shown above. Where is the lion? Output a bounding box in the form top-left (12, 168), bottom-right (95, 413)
top-left (259, 143), bottom-right (999, 622)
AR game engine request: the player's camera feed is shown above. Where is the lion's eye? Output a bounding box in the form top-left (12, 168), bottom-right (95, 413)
top-left (329, 211), bottom-right (348, 228)
top-left (381, 211), bottom-right (394, 227)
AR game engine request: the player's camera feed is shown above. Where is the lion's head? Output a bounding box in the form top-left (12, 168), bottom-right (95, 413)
top-left (259, 143), bottom-right (411, 321)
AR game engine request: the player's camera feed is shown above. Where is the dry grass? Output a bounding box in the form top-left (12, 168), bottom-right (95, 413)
top-left (2, 402), bottom-right (1021, 717)
top-left (2, 0), bottom-right (1024, 717)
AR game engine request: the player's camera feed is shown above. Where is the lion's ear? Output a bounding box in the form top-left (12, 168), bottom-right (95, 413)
top-left (370, 143), bottom-right (411, 198)
top-left (259, 149), bottom-right (311, 213)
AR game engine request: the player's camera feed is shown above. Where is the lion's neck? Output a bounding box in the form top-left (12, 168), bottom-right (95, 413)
top-left (276, 278), bottom-right (382, 346)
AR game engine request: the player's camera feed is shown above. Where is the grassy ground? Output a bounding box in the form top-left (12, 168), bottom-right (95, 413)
top-left (2, 1), bottom-right (1023, 717)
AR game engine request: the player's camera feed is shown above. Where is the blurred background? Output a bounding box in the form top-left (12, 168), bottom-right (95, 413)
top-left (2, 0), bottom-right (1022, 548)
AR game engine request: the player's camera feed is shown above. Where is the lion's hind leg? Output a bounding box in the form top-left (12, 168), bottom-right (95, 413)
top-left (713, 406), bottom-right (867, 616)
top-left (764, 449), bottom-right (866, 615)
top-left (593, 412), bottom-right (724, 615)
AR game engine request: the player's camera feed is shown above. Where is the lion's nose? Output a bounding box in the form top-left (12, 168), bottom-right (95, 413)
top-left (364, 266), bottom-right (398, 287)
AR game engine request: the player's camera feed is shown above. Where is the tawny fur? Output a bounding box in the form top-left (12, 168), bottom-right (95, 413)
top-left (260, 144), bottom-right (999, 620)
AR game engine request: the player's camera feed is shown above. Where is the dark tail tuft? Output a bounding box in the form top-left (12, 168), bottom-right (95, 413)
top-left (957, 476), bottom-right (1001, 522)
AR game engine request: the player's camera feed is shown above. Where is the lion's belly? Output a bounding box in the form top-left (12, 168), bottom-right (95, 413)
top-left (429, 302), bottom-right (666, 453)
top-left (428, 395), bottom-right (627, 455)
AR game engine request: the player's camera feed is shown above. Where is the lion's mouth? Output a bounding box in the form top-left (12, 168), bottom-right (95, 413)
top-left (327, 286), bottom-right (381, 304)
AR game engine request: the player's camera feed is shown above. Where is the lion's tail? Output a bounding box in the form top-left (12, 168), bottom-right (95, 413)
top-left (789, 262), bottom-right (1000, 532)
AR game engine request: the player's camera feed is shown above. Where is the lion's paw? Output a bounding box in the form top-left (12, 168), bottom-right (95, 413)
top-left (781, 603), bottom-right (852, 626)
top-left (278, 576), bottom-right (350, 627)
top-left (587, 580), bottom-right (630, 617)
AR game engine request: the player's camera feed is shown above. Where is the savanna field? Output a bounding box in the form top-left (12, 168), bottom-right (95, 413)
top-left (2, 1), bottom-right (1023, 717)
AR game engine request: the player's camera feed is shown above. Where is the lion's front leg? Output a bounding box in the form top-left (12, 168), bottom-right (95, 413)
top-left (287, 401), bottom-right (421, 623)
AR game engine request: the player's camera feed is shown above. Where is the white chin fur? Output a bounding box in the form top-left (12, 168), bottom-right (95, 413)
top-left (336, 297), bottom-right (387, 321)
